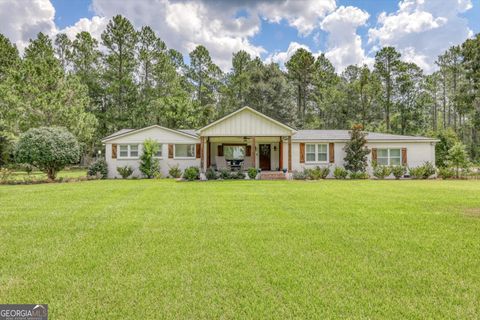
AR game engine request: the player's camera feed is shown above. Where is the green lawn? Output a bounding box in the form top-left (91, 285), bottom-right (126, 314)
top-left (1, 180), bottom-right (479, 319)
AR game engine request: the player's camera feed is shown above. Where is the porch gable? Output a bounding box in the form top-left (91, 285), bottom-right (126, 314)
top-left (197, 107), bottom-right (296, 137)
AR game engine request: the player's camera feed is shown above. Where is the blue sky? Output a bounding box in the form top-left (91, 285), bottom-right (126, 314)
top-left (2, 0), bottom-right (479, 73)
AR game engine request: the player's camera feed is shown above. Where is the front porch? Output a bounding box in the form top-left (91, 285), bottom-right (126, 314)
top-left (195, 107), bottom-right (297, 174)
top-left (199, 136), bottom-right (292, 173)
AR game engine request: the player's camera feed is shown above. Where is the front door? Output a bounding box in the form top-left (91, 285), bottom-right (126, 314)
top-left (259, 144), bottom-right (271, 171)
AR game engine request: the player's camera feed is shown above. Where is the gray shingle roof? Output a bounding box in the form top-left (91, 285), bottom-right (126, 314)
top-left (176, 129), bottom-right (198, 137)
top-left (103, 128), bottom-right (436, 142)
top-left (102, 129), bottom-right (134, 140)
top-left (292, 130), bottom-right (436, 141)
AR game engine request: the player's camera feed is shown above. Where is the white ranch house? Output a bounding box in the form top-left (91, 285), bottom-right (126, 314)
top-left (102, 107), bottom-right (437, 179)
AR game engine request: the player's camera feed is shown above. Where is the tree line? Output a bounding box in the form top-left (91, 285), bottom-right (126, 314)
top-left (1, 15), bottom-right (479, 165)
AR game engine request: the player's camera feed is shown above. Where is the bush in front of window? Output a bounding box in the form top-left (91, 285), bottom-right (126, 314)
top-left (88, 159), bottom-right (108, 179)
top-left (409, 162), bottom-right (436, 179)
top-left (247, 167), bottom-right (257, 180)
top-left (333, 166), bottom-right (348, 179)
top-left (140, 139), bottom-right (160, 179)
top-left (117, 165), bottom-right (133, 179)
top-left (168, 164), bottom-right (182, 178)
top-left (390, 165), bottom-right (406, 179)
top-left (372, 161), bottom-right (391, 179)
top-left (183, 166), bottom-right (200, 181)
top-left (306, 166), bottom-right (330, 180)
top-left (349, 171), bottom-right (369, 179)
top-left (292, 170), bottom-right (307, 180)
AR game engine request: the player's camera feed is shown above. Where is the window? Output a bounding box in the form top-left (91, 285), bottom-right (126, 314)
top-left (224, 145), bottom-right (245, 160)
top-left (118, 144), bottom-right (139, 158)
top-left (174, 144), bottom-right (195, 158)
top-left (377, 148), bottom-right (401, 165)
top-left (306, 144), bottom-right (328, 162)
top-left (155, 144), bottom-right (163, 158)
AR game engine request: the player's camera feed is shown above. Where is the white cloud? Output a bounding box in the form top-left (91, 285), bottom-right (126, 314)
top-left (60, 16), bottom-right (108, 41)
top-left (320, 6), bottom-right (371, 71)
top-left (368, 0), bottom-right (473, 73)
top-left (257, 0), bottom-right (336, 36)
top-left (265, 42), bottom-right (314, 67)
top-left (0, 0), bottom-right (56, 52)
top-left (2, 0), bottom-right (474, 74)
top-left (90, 0), bottom-right (266, 71)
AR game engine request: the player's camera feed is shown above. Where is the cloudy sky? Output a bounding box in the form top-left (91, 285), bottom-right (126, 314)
top-left (1, 0), bottom-right (479, 73)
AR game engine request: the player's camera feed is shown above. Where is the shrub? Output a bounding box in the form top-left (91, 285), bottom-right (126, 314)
top-left (435, 128), bottom-right (459, 168)
top-left (230, 171), bottom-right (245, 180)
top-left (117, 166), bottom-right (133, 179)
top-left (0, 167), bottom-right (13, 182)
top-left (292, 170), bottom-right (307, 180)
top-left (168, 164), bottom-right (182, 178)
top-left (183, 166), bottom-right (200, 181)
top-left (87, 159), bottom-right (108, 179)
top-left (219, 168), bottom-right (231, 180)
top-left (390, 165), bottom-right (406, 180)
top-left (247, 167), bottom-right (257, 179)
top-left (349, 171), bottom-right (369, 179)
top-left (319, 167), bottom-right (330, 179)
top-left (306, 166), bottom-right (330, 180)
top-left (372, 162), bottom-right (391, 179)
top-left (14, 127), bottom-right (80, 180)
top-left (140, 139), bottom-right (160, 178)
top-left (409, 166), bottom-right (424, 179)
top-left (409, 162), bottom-right (436, 179)
top-left (438, 167), bottom-right (455, 180)
top-left (206, 167), bottom-right (217, 180)
top-left (333, 166), bottom-right (348, 179)
top-left (447, 142), bottom-right (470, 178)
top-left (22, 164), bottom-right (34, 175)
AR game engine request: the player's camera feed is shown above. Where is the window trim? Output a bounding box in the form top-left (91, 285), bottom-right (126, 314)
top-left (377, 148), bottom-right (401, 166)
top-left (305, 143), bottom-right (329, 164)
top-left (117, 144), bottom-right (140, 159)
top-left (174, 143), bottom-right (196, 160)
top-left (154, 144), bottom-right (163, 159)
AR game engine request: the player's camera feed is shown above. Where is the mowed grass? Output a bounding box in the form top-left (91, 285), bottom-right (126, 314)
top-left (1, 180), bottom-right (479, 319)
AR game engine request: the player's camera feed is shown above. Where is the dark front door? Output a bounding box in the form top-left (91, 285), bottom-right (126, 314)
top-left (259, 144), bottom-right (271, 171)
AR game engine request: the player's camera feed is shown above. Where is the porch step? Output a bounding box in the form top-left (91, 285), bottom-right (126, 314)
top-left (260, 171), bottom-right (286, 180)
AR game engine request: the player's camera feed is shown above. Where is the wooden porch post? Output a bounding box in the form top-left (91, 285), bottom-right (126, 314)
top-left (200, 136), bottom-right (205, 172)
top-left (288, 136), bottom-right (292, 172)
top-left (279, 137), bottom-right (283, 170)
top-left (251, 136), bottom-right (256, 168)
top-left (206, 137), bottom-right (211, 168)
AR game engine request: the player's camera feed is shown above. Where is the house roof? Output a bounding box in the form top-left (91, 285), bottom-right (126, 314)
top-left (101, 109), bottom-right (437, 143)
top-left (177, 129), bottom-right (198, 136)
top-left (292, 130), bottom-right (438, 142)
top-left (197, 106), bottom-right (297, 135)
top-left (102, 129), bottom-right (135, 140)
top-left (101, 125), bottom-right (198, 143)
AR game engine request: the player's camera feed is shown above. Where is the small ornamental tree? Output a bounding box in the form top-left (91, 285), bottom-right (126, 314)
top-left (14, 127), bottom-right (80, 180)
top-left (435, 129), bottom-right (459, 168)
top-left (139, 139), bottom-right (160, 178)
top-left (343, 124), bottom-right (370, 174)
top-left (447, 142), bottom-right (470, 178)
